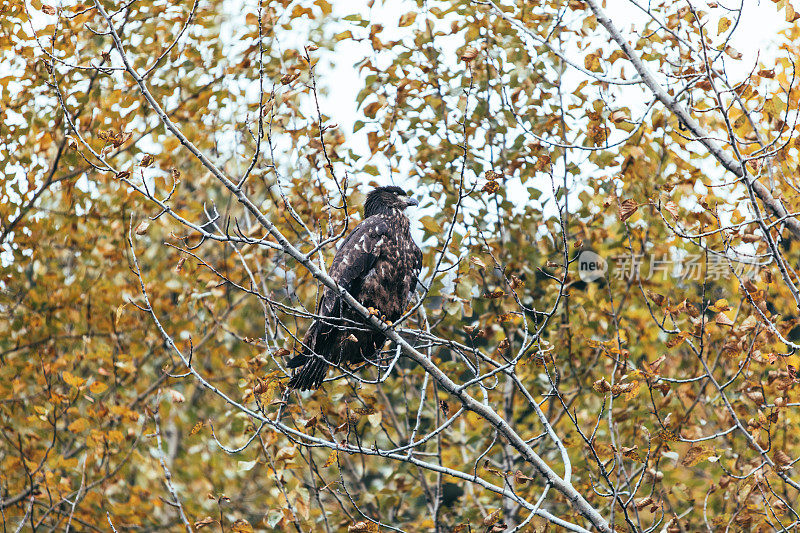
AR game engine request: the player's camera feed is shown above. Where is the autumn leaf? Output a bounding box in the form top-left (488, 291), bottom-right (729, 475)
top-left (348, 521), bottom-right (379, 532)
top-left (715, 313), bottom-right (734, 327)
top-left (483, 509), bottom-right (502, 526)
top-left (89, 381), bottom-right (108, 394)
top-left (140, 154), bottom-right (154, 167)
top-left (460, 46), bottom-right (478, 61)
top-left (635, 496), bottom-right (656, 510)
top-left (63, 371), bottom-right (85, 388)
top-left (135, 221), bottom-right (150, 235)
top-left (787, 3), bottom-right (800, 23)
top-left (231, 519), bottom-right (254, 533)
top-left (724, 45), bottom-right (742, 60)
top-left (622, 446), bottom-right (643, 462)
top-left (653, 429), bottom-right (680, 442)
top-left (194, 517), bottom-right (217, 529)
top-left (68, 418), bottom-right (91, 432)
top-left (618, 199), bottom-right (639, 222)
top-left (610, 109), bottom-right (629, 123)
top-left (323, 450), bottom-right (338, 467)
top-left (681, 446), bottom-right (715, 467)
top-left (740, 315), bottom-right (758, 331)
top-left (169, 389), bottom-right (186, 403)
top-left (482, 180), bottom-right (500, 194)
top-left (663, 201), bottom-right (679, 218)
top-left (593, 378), bottom-right (611, 393)
top-left (419, 215), bottom-right (441, 233)
top-left (398, 12), bottom-right (416, 26)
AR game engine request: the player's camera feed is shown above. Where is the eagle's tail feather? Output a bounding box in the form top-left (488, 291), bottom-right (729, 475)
top-left (286, 353), bottom-right (307, 369)
top-left (288, 356), bottom-right (329, 391)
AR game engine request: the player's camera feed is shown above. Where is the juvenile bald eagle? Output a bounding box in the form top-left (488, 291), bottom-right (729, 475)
top-left (287, 186), bottom-right (422, 390)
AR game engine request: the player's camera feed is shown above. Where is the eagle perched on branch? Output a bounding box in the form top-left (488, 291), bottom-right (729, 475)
top-left (287, 186), bottom-right (422, 390)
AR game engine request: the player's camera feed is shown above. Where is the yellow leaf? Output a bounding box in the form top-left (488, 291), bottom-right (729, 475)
top-left (398, 12), bottom-right (416, 26)
top-left (89, 381), bottom-right (107, 394)
top-left (68, 418), bottom-right (90, 432)
top-left (323, 450), bottom-right (338, 467)
top-left (717, 17), bottom-right (731, 33)
top-left (583, 53), bottom-right (600, 71)
top-left (740, 315), bottom-right (758, 331)
top-left (63, 371), bottom-right (85, 388)
top-left (419, 216), bottom-right (441, 233)
top-left (681, 446), bottom-right (715, 467)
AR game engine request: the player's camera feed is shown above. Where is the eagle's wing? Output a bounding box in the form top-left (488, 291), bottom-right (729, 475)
top-left (318, 215), bottom-right (390, 317)
top-left (288, 216), bottom-right (392, 390)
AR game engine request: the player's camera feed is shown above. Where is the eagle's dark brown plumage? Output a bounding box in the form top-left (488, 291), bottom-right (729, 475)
top-left (287, 186), bottom-right (422, 390)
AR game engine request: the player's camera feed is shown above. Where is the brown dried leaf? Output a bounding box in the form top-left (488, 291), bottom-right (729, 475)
top-left (513, 470), bottom-right (534, 484)
top-left (169, 389), bottom-right (185, 403)
top-left (460, 46), bottom-right (479, 61)
top-left (610, 109), bottom-right (629, 123)
top-left (348, 521), bottom-right (378, 533)
top-left (482, 180), bottom-right (500, 194)
top-left (135, 221), bottom-right (150, 235)
top-left (593, 378), bottom-right (611, 393)
top-left (725, 45), bottom-right (742, 60)
top-left (682, 445), bottom-right (714, 467)
top-left (635, 496), bottom-right (655, 510)
top-left (231, 519), bottom-right (253, 533)
top-left (663, 201), bottom-right (679, 218)
top-left (483, 509), bottom-right (501, 526)
top-left (775, 449), bottom-right (792, 466)
top-left (484, 170), bottom-right (503, 181)
top-left (195, 517), bottom-right (217, 529)
top-left (740, 315), bottom-right (758, 331)
top-left (715, 313), bottom-right (734, 327)
top-left (618, 199), bottom-right (639, 222)
top-left (654, 429), bottom-right (680, 442)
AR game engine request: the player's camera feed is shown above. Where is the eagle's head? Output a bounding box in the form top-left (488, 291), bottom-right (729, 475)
top-left (364, 186), bottom-right (419, 217)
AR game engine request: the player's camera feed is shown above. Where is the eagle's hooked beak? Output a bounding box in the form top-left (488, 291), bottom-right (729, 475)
top-left (404, 197), bottom-right (419, 208)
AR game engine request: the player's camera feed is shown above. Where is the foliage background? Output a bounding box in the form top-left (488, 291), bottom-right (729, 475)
top-left (4, 0), bottom-right (800, 531)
